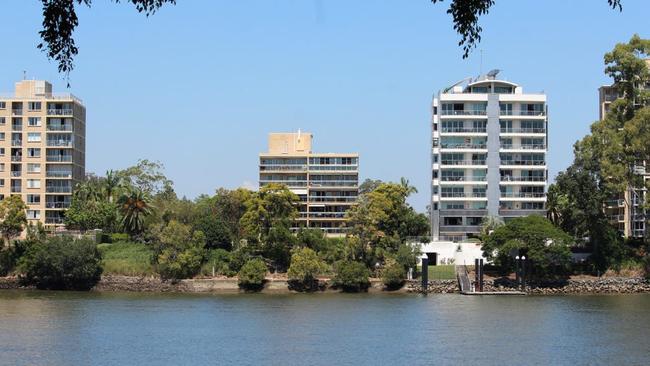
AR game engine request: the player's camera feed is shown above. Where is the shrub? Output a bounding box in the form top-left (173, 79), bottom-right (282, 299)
top-left (0, 249), bottom-right (15, 276)
top-left (287, 247), bottom-right (326, 291)
top-left (18, 237), bottom-right (102, 290)
top-left (237, 258), bottom-right (267, 291)
top-left (395, 243), bottom-right (420, 272)
top-left (228, 248), bottom-right (251, 273)
top-left (381, 261), bottom-right (406, 290)
top-left (153, 221), bottom-right (206, 280)
top-left (201, 248), bottom-right (236, 277)
top-left (332, 261), bottom-right (370, 292)
top-left (110, 233), bottom-right (130, 243)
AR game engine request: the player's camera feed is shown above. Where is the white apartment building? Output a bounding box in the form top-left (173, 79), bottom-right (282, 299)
top-left (430, 70), bottom-right (547, 242)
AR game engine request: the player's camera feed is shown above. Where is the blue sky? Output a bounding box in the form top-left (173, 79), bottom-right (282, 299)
top-left (0, 0), bottom-right (647, 211)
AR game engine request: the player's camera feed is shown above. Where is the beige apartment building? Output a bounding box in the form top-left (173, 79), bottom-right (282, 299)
top-left (0, 80), bottom-right (85, 230)
top-left (599, 59), bottom-right (650, 239)
top-left (259, 132), bottom-right (358, 235)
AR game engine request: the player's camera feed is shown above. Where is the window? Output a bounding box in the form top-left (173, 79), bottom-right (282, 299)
top-left (0, 117), bottom-right (5, 125)
top-left (0, 148), bottom-right (4, 156)
top-left (0, 133), bottom-right (4, 140)
top-left (27, 179), bottom-right (41, 189)
top-left (28, 102), bottom-right (42, 111)
top-left (0, 101), bottom-right (6, 109)
top-left (27, 163), bottom-right (41, 173)
top-left (467, 217), bottom-right (483, 226)
top-left (28, 117), bottom-right (41, 126)
top-left (500, 103), bottom-right (513, 115)
top-left (0, 179), bottom-right (4, 187)
top-left (27, 133), bottom-right (41, 142)
top-left (26, 210), bottom-right (41, 220)
top-left (27, 194), bottom-right (41, 204)
top-left (443, 217), bottom-right (463, 226)
top-left (27, 148), bottom-right (41, 158)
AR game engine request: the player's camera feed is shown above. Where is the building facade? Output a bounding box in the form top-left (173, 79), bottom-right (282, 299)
top-left (598, 60), bottom-right (650, 239)
top-left (259, 132), bottom-right (358, 235)
top-left (0, 80), bottom-right (86, 230)
top-left (430, 71), bottom-right (548, 242)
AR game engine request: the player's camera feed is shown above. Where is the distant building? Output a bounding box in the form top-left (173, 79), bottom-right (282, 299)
top-left (599, 59), bottom-right (650, 239)
top-left (0, 80), bottom-right (86, 229)
top-left (430, 70), bottom-right (548, 242)
top-left (259, 131), bottom-right (359, 236)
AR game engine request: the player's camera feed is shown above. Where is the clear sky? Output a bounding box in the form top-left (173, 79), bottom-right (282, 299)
top-left (0, 0), bottom-right (647, 211)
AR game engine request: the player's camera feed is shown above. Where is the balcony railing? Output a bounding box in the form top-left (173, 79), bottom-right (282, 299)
top-left (307, 212), bottom-right (347, 219)
top-left (46, 186), bottom-right (72, 193)
top-left (500, 176), bottom-right (546, 182)
top-left (260, 180), bottom-right (308, 187)
top-left (440, 176), bottom-right (487, 182)
top-left (441, 110), bottom-right (487, 116)
top-left (47, 109), bottom-right (73, 116)
top-left (309, 181), bottom-right (358, 187)
top-left (11, 140), bottom-right (22, 146)
top-left (10, 186), bottom-right (21, 193)
top-left (11, 156), bottom-right (22, 162)
top-left (12, 124), bottom-right (22, 131)
top-left (11, 109), bottom-right (23, 116)
top-left (441, 127), bottom-right (487, 133)
top-left (47, 140), bottom-right (73, 147)
top-left (515, 110), bottom-right (546, 116)
top-left (500, 144), bottom-right (546, 150)
top-left (46, 125), bottom-right (73, 132)
top-left (500, 160), bottom-right (546, 166)
top-left (440, 192), bottom-right (486, 198)
top-left (46, 171), bottom-right (73, 178)
top-left (46, 155), bottom-right (73, 162)
top-left (500, 128), bottom-right (546, 134)
top-left (440, 143), bottom-right (487, 149)
top-left (45, 217), bottom-right (65, 224)
top-left (309, 197), bottom-right (357, 203)
top-left (46, 202), bottom-right (71, 209)
top-left (500, 192), bottom-right (546, 198)
top-left (440, 160), bottom-right (486, 166)
top-left (308, 165), bottom-right (358, 171)
top-left (259, 165), bottom-right (308, 171)
top-left (10, 171), bottom-right (21, 177)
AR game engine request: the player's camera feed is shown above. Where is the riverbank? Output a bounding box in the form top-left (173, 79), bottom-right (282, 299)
top-left (407, 277), bottom-right (650, 294)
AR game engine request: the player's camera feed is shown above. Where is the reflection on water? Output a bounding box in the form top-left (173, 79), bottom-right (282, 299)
top-left (1, 291), bottom-right (649, 366)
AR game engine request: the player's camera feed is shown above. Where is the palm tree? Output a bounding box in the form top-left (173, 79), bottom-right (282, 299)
top-left (400, 177), bottom-right (418, 195)
top-left (103, 170), bottom-right (123, 203)
top-left (118, 189), bottom-right (154, 236)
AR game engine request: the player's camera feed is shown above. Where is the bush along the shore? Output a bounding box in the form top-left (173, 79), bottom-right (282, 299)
top-left (287, 247), bottom-right (326, 291)
top-left (153, 221), bottom-right (206, 281)
top-left (332, 261), bottom-right (370, 292)
top-left (381, 260), bottom-right (406, 290)
top-left (18, 236), bottom-right (103, 290)
top-left (238, 258), bottom-right (267, 291)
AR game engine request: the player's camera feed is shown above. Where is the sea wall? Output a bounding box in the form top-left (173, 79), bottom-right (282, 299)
top-left (407, 278), bottom-right (650, 294)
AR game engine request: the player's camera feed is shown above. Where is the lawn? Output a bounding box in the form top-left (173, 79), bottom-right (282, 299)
top-left (98, 242), bottom-right (154, 276)
top-left (421, 265), bottom-right (456, 280)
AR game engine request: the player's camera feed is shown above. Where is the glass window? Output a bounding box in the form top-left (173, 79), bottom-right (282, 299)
top-left (26, 210), bottom-right (41, 220)
top-left (27, 133), bottom-right (41, 142)
top-left (27, 179), bottom-right (41, 189)
top-left (27, 163), bottom-right (41, 173)
top-left (28, 102), bottom-right (42, 111)
top-left (27, 194), bottom-right (41, 204)
top-left (0, 117), bottom-right (5, 125)
top-left (0, 148), bottom-right (4, 156)
top-left (28, 117), bottom-right (42, 126)
top-left (0, 102), bottom-right (6, 109)
top-left (27, 148), bottom-right (41, 157)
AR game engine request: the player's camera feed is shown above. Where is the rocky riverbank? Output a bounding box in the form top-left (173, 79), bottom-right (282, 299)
top-left (407, 277), bottom-right (650, 294)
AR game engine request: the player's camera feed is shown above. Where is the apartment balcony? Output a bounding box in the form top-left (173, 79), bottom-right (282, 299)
top-left (309, 181), bottom-right (358, 188)
top-left (440, 160), bottom-right (486, 167)
top-left (46, 186), bottom-right (72, 193)
top-left (440, 176), bottom-right (487, 183)
top-left (46, 202), bottom-right (71, 209)
top-left (498, 208), bottom-right (546, 216)
top-left (607, 214), bottom-right (625, 222)
top-left (11, 109), bottom-right (23, 116)
top-left (46, 155), bottom-right (73, 162)
top-left (440, 192), bottom-right (487, 198)
top-left (500, 144), bottom-right (546, 151)
top-left (259, 164), bottom-right (308, 172)
top-left (500, 128), bottom-right (546, 134)
top-left (11, 140), bottom-right (22, 147)
top-left (500, 176), bottom-right (546, 184)
top-left (12, 124), bottom-right (22, 131)
top-left (308, 165), bottom-right (358, 171)
top-left (439, 225), bottom-right (481, 233)
top-left (46, 125), bottom-right (73, 132)
top-left (307, 212), bottom-right (347, 219)
top-left (440, 110), bottom-right (487, 116)
top-left (440, 127), bottom-right (487, 134)
top-left (308, 197), bottom-right (357, 203)
top-left (605, 199), bottom-right (625, 207)
top-left (500, 192), bottom-right (546, 200)
top-left (11, 156), bottom-right (22, 162)
top-left (439, 209), bottom-right (488, 216)
top-left (500, 110), bottom-right (546, 117)
top-left (47, 109), bottom-right (73, 116)
top-left (10, 186), bottom-right (21, 193)
top-left (10, 171), bottom-right (21, 177)
top-left (440, 143), bottom-right (487, 150)
top-left (45, 217), bottom-right (65, 224)
top-left (260, 180), bottom-right (308, 187)
top-left (46, 171), bottom-right (73, 178)
top-left (47, 140), bottom-right (74, 147)
top-left (500, 160), bottom-right (546, 167)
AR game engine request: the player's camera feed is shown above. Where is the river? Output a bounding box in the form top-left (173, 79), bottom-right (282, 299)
top-left (0, 291), bottom-right (648, 366)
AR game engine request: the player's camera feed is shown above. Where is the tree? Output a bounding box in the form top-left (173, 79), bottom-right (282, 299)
top-left (429, 0), bottom-right (623, 59)
top-left (332, 261), bottom-right (370, 292)
top-left (287, 247), bottom-right (326, 291)
top-left (481, 216), bottom-right (573, 280)
top-left (103, 169), bottom-right (124, 203)
top-left (17, 236), bottom-right (102, 290)
top-left (118, 188), bottom-right (154, 237)
top-left (239, 183), bottom-right (298, 246)
top-left (237, 258), bottom-right (267, 291)
top-left (381, 259), bottom-right (406, 290)
top-left (213, 188), bottom-right (253, 244)
top-left (116, 159), bottom-right (174, 196)
top-left (479, 215), bottom-right (504, 240)
top-left (0, 195), bottom-right (28, 247)
top-left (359, 178), bottom-right (382, 195)
top-left (65, 197), bottom-right (119, 232)
top-left (154, 220), bottom-right (206, 280)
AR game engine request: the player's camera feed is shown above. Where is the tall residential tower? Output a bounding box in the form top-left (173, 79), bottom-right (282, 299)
top-left (0, 80), bottom-right (86, 229)
top-left (259, 132), bottom-right (359, 235)
top-left (430, 71), bottom-right (547, 242)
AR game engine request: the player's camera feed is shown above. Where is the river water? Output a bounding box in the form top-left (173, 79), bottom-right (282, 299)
top-left (0, 291), bottom-right (648, 366)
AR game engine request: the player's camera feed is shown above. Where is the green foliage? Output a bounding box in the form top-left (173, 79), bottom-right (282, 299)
top-left (18, 237), bottom-right (102, 290)
top-left (228, 248), bottom-right (252, 273)
top-left (394, 243), bottom-right (421, 272)
top-left (237, 258), bottom-right (267, 290)
top-left (381, 260), bottom-right (406, 290)
top-left (116, 159), bottom-right (174, 196)
top-left (118, 188), bottom-right (155, 237)
top-left (0, 195), bottom-right (28, 245)
top-left (195, 215), bottom-right (231, 250)
top-left (98, 242), bottom-right (154, 276)
top-left (287, 247), bottom-right (326, 290)
top-left (154, 221), bottom-right (206, 280)
top-left (201, 249), bottom-right (236, 277)
top-left (482, 216), bottom-right (573, 280)
top-left (332, 261), bottom-right (370, 292)
top-left (239, 183), bottom-right (299, 244)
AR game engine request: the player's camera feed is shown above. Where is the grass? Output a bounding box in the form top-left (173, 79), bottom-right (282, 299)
top-left (419, 265), bottom-right (456, 280)
top-left (98, 242), bottom-right (154, 276)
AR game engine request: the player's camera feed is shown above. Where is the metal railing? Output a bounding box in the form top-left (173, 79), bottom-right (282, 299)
top-left (500, 176), bottom-right (545, 182)
top-left (11, 156), bottom-right (22, 162)
top-left (12, 124), bottom-right (22, 131)
top-left (260, 180), bottom-right (308, 187)
top-left (46, 202), bottom-right (71, 209)
top-left (500, 144), bottom-right (546, 150)
top-left (46, 172), bottom-right (73, 178)
top-left (47, 140), bottom-right (73, 147)
top-left (441, 192), bottom-right (487, 198)
top-left (259, 165), bottom-right (308, 171)
top-left (47, 109), bottom-right (73, 116)
top-left (440, 160), bottom-right (486, 166)
top-left (46, 125), bottom-right (73, 132)
top-left (46, 186), bottom-right (72, 193)
top-left (500, 160), bottom-right (546, 166)
top-left (309, 181), bottom-right (358, 187)
top-left (440, 143), bottom-right (487, 149)
top-left (11, 140), bottom-right (22, 146)
top-left (11, 109), bottom-right (23, 116)
top-left (441, 127), bottom-right (487, 133)
top-left (500, 128), bottom-right (546, 134)
top-left (46, 155), bottom-right (73, 162)
top-left (500, 192), bottom-right (545, 198)
top-left (308, 197), bottom-right (357, 202)
top-left (441, 110), bottom-right (487, 116)
top-left (440, 176), bottom-right (487, 182)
